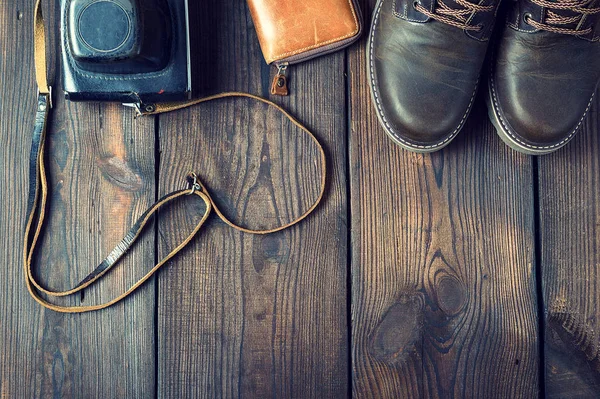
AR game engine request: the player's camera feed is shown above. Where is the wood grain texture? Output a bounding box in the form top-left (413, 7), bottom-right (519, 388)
top-left (0, 1), bottom-right (156, 397)
top-left (539, 90), bottom-right (600, 398)
top-left (349, 1), bottom-right (540, 397)
top-left (156, 1), bottom-right (348, 398)
top-left (3, 0), bottom-right (599, 395)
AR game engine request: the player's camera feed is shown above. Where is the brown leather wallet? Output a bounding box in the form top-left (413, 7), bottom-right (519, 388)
top-left (247, 0), bottom-right (363, 95)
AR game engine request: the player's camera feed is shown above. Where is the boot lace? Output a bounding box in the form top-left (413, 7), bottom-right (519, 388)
top-left (414, 0), bottom-right (495, 31)
top-left (524, 0), bottom-right (600, 35)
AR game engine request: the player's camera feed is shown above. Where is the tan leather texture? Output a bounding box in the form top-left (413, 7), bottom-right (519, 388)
top-left (248, 0), bottom-right (361, 64)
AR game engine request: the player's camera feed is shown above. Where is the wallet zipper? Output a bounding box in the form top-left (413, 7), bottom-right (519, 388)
top-left (270, 0), bottom-right (363, 96)
top-left (271, 63), bottom-right (289, 96)
top-left (270, 31), bottom-right (359, 96)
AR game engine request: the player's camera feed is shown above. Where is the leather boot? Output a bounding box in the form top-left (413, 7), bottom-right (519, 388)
top-left (367, 0), bottom-right (500, 152)
top-left (487, 0), bottom-right (600, 155)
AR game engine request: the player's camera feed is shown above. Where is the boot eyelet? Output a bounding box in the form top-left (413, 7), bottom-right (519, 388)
top-left (413, 1), bottom-right (420, 8)
top-left (523, 13), bottom-right (533, 24)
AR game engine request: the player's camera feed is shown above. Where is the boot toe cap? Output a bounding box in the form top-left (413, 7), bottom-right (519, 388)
top-left (489, 78), bottom-right (595, 150)
top-left (489, 28), bottom-right (600, 153)
top-left (373, 81), bottom-right (478, 150)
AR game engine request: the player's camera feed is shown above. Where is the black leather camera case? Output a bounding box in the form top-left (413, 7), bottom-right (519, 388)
top-left (61, 0), bottom-right (191, 104)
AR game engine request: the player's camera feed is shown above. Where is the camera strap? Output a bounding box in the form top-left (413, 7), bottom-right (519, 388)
top-left (24, 0), bottom-right (326, 313)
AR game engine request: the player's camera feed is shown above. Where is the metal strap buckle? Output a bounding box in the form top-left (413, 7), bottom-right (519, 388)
top-left (187, 172), bottom-right (202, 195)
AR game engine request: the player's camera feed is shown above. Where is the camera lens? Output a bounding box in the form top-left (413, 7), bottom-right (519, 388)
top-left (79, 1), bottom-right (131, 52)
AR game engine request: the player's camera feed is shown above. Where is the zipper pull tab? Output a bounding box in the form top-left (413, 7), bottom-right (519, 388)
top-left (271, 63), bottom-right (289, 96)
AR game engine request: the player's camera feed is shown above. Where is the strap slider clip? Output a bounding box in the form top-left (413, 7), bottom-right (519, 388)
top-left (37, 86), bottom-right (52, 109)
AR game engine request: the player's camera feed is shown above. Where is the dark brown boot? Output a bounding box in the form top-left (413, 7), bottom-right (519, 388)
top-left (487, 0), bottom-right (600, 155)
top-left (367, 0), bottom-right (500, 152)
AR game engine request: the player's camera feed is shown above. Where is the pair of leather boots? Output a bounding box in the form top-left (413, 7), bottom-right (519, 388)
top-left (367, 0), bottom-right (599, 155)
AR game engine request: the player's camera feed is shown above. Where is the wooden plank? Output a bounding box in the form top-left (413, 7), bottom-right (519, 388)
top-left (539, 90), bottom-right (600, 398)
top-left (157, 1), bottom-right (348, 397)
top-left (349, 1), bottom-right (540, 397)
top-left (0, 1), bottom-right (156, 397)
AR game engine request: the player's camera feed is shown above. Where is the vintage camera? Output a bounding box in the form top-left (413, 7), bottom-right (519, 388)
top-left (61, 0), bottom-right (191, 104)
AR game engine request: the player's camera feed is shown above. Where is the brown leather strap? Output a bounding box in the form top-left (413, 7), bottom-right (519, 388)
top-left (25, 0), bottom-right (326, 313)
top-left (34, 0), bottom-right (49, 97)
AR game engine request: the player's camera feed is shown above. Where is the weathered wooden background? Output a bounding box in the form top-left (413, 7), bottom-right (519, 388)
top-left (0, 0), bottom-right (598, 397)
